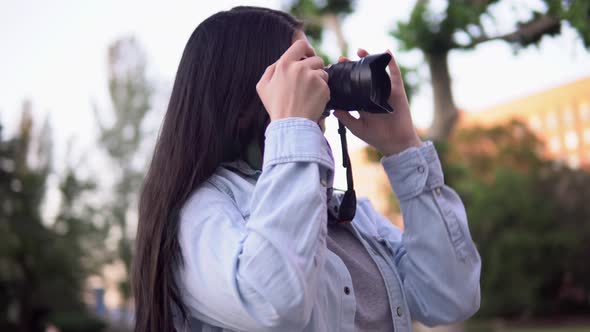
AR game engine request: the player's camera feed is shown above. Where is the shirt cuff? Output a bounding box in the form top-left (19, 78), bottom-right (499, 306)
top-left (263, 117), bottom-right (334, 171)
top-left (381, 141), bottom-right (444, 201)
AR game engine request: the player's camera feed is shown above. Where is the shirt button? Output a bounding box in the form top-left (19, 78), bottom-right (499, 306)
top-left (417, 165), bottom-right (425, 173)
top-left (396, 306), bottom-right (402, 317)
top-left (344, 286), bottom-right (351, 295)
top-left (435, 187), bottom-right (442, 196)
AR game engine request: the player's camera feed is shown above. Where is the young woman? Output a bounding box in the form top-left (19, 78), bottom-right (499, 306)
top-left (133, 6), bottom-right (481, 332)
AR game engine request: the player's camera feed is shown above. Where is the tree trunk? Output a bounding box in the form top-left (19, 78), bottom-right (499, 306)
top-left (322, 13), bottom-right (348, 57)
top-left (423, 53), bottom-right (464, 332)
top-left (426, 51), bottom-right (458, 141)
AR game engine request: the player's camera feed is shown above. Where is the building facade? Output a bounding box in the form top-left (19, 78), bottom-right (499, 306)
top-left (462, 77), bottom-right (590, 168)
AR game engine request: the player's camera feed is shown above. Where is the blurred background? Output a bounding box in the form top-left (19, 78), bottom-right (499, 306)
top-left (1, 1), bottom-right (589, 331)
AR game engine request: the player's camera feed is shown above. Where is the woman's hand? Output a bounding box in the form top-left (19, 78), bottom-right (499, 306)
top-left (334, 48), bottom-right (421, 156)
top-left (257, 40), bottom-right (330, 122)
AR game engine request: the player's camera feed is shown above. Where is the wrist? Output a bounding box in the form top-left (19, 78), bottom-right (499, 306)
top-left (380, 135), bottom-right (422, 157)
top-left (269, 110), bottom-right (320, 123)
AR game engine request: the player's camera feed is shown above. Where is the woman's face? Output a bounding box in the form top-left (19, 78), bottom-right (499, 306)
top-left (292, 30), bottom-right (327, 133)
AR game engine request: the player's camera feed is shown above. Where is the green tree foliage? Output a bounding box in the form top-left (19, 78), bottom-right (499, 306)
top-left (94, 37), bottom-right (152, 302)
top-left (441, 121), bottom-right (590, 318)
top-left (286, 0), bottom-right (356, 62)
top-left (392, 0), bottom-right (590, 140)
top-left (0, 103), bottom-right (106, 332)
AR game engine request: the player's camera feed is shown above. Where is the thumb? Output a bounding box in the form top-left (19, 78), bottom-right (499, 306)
top-left (385, 49), bottom-right (402, 81)
top-left (334, 110), bottom-right (363, 134)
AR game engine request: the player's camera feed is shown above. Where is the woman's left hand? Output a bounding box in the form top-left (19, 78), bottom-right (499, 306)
top-left (333, 48), bottom-right (422, 156)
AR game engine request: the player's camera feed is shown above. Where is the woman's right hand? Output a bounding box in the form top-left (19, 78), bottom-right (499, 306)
top-left (256, 39), bottom-right (330, 122)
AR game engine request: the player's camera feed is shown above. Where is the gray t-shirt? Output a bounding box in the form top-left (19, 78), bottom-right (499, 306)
top-left (327, 223), bottom-right (394, 331)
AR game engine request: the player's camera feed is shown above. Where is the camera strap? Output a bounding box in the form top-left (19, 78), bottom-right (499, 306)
top-left (336, 120), bottom-right (356, 222)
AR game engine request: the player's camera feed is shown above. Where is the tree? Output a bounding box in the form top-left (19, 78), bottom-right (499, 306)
top-left (0, 103), bottom-right (53, 332)
top-left (443, 120), bottom-right (590, 319)
top-left (0, 103), bottom-right (106, 332)
top-left (393, 0), bottom-right (590, 140)
top-left (287, 0), bottom-right (356, 57)
top-left (94, 37), bottom-right (152, 306)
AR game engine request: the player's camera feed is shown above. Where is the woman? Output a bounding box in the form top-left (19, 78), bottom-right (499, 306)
top-left (133, 6), bottom-right (481, 332)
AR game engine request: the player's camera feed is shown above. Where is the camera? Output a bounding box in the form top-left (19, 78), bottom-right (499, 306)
top-left (324, 52), bottom-right (394, 114)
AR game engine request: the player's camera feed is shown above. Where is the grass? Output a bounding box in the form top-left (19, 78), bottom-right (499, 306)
top-left (501, 329), bottom-right (590, 332)
top-left (465, 321), bottom-right (590, 332)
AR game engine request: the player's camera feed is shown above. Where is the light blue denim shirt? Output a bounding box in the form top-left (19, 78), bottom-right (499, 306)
top-left (175, 117), bottom-right (481, 332)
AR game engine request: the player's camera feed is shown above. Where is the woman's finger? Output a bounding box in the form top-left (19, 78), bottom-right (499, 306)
top-left (386, 49), bottom-right (402, 81)
top-left (357, 48), bottom-right (369, 58)
top-left (258, 63), bottom-right (276, 85)
top-left (281, 39), bottom-right (315, 62)
top-left (315, 69), bottom-right (329, 83)
top-left (300, 55), bottom-right (324, 70)
top-left (338, 56), bottom-right (350, 63)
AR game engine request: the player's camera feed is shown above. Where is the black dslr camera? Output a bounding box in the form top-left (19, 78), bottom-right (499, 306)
top-left (324, 52), bottom-right (393, 115)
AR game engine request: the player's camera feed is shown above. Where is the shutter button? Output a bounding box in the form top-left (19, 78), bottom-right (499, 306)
top-left (344, 286), bottom-right (351, 295)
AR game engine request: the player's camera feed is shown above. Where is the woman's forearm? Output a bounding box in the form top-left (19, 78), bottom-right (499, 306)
top-left (179, 118), bottom-right (334, 331)
top-left (379, 142), bottom-right (481, 326)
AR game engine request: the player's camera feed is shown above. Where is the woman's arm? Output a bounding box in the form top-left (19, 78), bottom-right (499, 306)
top-left (369, 142), bottom-right (481, 326)
top-left (178, 118), bottom-right (333, 331)
top-left (334, 45), bottom-right (480, 326)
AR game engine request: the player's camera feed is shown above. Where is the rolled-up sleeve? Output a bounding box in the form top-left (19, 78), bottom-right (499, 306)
top-left (377, 141), bottom-right (481, 326)
top-left (178, 118), bottom-right (333, 331)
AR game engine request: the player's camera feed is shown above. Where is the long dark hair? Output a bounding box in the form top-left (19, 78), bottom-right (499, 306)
top-left (132, 6), bottom-right (302, 332)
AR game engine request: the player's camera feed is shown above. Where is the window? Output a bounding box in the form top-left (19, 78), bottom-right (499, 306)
top-left (549, 136), bottom-right (561, 153)
top-left (581, 102), bottom-right (590, 121)
top-left (529, 116), bottom-right (542, 130)
top-left (563, 107), bottom-right (575, 126)
top-left (546, 111), bottom-right (558, 129)
top-left (564, 131), bottom-right (579, 150)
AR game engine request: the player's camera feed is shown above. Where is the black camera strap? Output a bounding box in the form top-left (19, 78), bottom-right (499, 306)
top-left (336, 120), bottom-right (356, 222)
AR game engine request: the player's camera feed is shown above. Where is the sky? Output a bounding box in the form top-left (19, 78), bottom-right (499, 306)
top-left (1, 0), bottom-right (590, 190)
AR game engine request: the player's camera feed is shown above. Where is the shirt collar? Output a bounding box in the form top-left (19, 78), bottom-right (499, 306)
top-left (221, 159), bottom-right (262, 180)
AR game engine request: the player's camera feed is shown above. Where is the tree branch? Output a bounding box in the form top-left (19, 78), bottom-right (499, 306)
top-left (458, 14), bottom-right (561, 49)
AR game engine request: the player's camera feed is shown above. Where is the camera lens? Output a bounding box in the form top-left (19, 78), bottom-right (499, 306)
top-left (324, 53), bottom-right (393, 114)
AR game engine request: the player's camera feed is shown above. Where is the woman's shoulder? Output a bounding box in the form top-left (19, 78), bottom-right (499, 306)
top-left (179, 177), bottom-right (244, 230)
top-left (179, 167), bottom-right (253, 233)
top-left (181, 181), bottom-right (234, 222)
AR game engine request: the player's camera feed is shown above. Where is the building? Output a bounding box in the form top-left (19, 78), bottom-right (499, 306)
top-left (349, 76), bottom-right (590, 224)
top-left (462, 76), bottom-right (590, 168)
